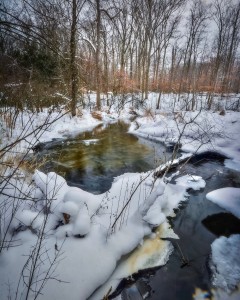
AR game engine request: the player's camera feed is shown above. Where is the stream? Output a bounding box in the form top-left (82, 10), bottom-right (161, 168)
top-left (34, 121), bottom-right (171, 193)
top-left (33, 122), bottom-right (240, 300)
top-left (115, 159), bottom-right (240, 300)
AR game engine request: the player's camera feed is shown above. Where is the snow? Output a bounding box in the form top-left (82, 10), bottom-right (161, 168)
top-left (82, 139), bottom-right (99, 145)
top-left (129, 93), bottom-right (240, 166)
top-left (193, 287), bottom-right (240, 300)
top-left (1, 92), bottom-right (240, 299)
top-left (15, 210), bottom-right (45, 230)
top-left (206, 187), bottom-right (240, 218)
top-left (207, 183), bottom-right (240, 293)
top-left (0, 109), bottom-right (102, 160)
top-left (175, 175), bottom-right (206, 190)
top-left (0, 167), bottom-right (189, 299)
top-left (90, 236), bottom-right (173, 300)
top-left (224, 159), bottom-right (240, 172)
top-left (210, 235), bottom-right (240, 293)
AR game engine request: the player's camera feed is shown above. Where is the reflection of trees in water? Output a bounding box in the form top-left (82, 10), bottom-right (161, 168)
top-left (38, 122), bottom-right (165, 193)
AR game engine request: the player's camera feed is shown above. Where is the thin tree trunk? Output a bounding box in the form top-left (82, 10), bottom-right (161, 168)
top-left (70, 0), bottom-right (78, 117)
top-left (96, 0), bottom-right (101, 110)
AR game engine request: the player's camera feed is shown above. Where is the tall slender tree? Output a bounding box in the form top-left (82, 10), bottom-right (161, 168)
top-left (95, 0), bottom-right (101, 110)
top-left (70, 0), bottom-right (78, 116)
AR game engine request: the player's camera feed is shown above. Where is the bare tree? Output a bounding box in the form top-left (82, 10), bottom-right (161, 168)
top-left (208, 0), bottom-right (240, 109)
top-left (95, 0), bottom-right (101, 110)
top-left (177, 0), bottom-right (209, 110)
top-left (70, 0), bottom-right (78, 116)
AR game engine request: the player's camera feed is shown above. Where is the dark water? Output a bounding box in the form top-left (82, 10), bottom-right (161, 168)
top-left (115, 159), bottom-right (240, 300)
top-left (36, 122), bottom-right (170, 194)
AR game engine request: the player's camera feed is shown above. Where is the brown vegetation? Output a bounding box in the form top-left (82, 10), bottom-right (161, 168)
top-left (0, 0), bottom-right (239, 112)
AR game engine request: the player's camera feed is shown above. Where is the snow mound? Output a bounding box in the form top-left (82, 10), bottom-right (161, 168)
top-left (206, 187), bottom-right (240, 218)
top-left (224, 159), bottom-right (240, 172)
top-left (33, 170), bottom-right (101, 237)
top-left (32, 170), bottom-right (68, 208)
top-left (210, 234), bottom-right (240, 293)
top-left (15, 210), bottom-right (44, 231)
top-left (175, 175), bottom-right (206, 190)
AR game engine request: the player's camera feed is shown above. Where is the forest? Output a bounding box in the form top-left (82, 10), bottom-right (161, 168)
top-left (1, 0), bottom-right (240, 114)
top-left (0, 1), bottom-right (240, 300)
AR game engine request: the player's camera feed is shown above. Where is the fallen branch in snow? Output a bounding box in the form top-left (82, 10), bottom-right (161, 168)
top-left (153, 154), bottom-right (193, 178)
top-left (103, 287), bottom-right (112, 300)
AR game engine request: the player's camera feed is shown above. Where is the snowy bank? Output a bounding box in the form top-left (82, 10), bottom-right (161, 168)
top-left (210, 235), bottom-right (240, 293)
top-left (0, 109), bottom-right (102, 158)
top-left (128, 93), bottom-right (240, 168)
top-left (0, 164), bottom-right (206, 299)
top-left (130, 110), bottom-right (240, 164)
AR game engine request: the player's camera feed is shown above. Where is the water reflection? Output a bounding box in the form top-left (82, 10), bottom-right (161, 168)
top-left (38, 122), bottom-right (169, 194)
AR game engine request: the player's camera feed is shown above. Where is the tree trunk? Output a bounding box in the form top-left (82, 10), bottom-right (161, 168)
top-left (96, 0), bottom-right (101, 110)
top-left (70, 0), bottom-right (78, 117)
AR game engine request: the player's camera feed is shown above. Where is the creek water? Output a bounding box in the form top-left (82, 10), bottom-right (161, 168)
top-left (115, 159), bottom-right (240, 300)
top-left (33, 122), bottom-right (240, 300)
top-left (36, 121), bottom-right (170, 193)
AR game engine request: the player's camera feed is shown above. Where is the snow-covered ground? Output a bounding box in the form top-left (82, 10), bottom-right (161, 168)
top-left (0, 92), bottom-right (240, 299)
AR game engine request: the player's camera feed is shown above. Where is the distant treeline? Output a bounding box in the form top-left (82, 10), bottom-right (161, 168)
top-left (0, 0), bottom-right (239, 110)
